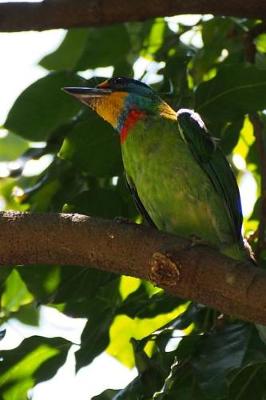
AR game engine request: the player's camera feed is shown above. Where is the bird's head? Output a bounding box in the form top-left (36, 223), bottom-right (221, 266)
top-left (64, 77), bottom-right (176, 141)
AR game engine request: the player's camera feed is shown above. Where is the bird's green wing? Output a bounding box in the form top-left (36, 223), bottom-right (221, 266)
top-left (125, 174), bottom-right (156, 228)
top-left (177, 109), bottom-right (243, 241)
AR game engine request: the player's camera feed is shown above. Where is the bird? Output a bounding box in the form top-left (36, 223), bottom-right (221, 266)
top-left (63, 77), bottom-right (249, 261)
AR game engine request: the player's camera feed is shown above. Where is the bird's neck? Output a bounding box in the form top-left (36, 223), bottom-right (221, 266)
top-left (118, 108), bottom-right (146, 144)
top-left (117, 99), bottom-right (176, 144)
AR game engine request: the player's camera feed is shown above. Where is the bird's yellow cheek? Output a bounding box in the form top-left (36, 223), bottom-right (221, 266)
top-left (88, 92), bottom-right (129, 128)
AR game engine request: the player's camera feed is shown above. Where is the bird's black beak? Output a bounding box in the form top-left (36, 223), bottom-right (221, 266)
top-left (63, 86), bottom-right (113, 109)
top-left (63, 87), bottom-right (112, 98)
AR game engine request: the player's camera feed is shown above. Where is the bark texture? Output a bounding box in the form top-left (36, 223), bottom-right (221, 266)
top-left (0, 0), bottom-right (265, 32)
top-left (1, 211), bottom-right (266, 325)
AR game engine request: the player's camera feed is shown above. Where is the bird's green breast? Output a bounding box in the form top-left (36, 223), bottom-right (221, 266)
top-left (121, 116), bottom-right (243, 258)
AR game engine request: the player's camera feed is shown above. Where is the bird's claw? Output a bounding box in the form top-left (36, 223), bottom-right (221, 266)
top-left (188, 235), bottom-right (208, 248)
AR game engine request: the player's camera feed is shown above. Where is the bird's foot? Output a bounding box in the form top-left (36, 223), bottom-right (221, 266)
top-left (188, 235), bottom-right (208, 248)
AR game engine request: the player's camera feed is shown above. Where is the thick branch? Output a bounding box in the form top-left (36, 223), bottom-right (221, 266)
top-left (0, 211), bottom-right (266, 325)
top-left (0, 1), bottom-right (265, 32)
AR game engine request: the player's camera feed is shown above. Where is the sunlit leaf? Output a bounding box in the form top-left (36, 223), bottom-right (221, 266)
top-left (141, 18), bottom-right (166, 59)
top-left (0, 132), bottom-right (29, 162)
top-left (0, 336), bottom-right (71, 399)
top-left (107, 306), bottom-right (184, 367)
top-left (1, 269), bottom-right (33, 315)
top-left (255, 33), bottom-right (266, 54)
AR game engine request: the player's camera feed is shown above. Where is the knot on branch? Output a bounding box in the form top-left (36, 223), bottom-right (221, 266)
top-left (149, 252), bottom-right (180, 287)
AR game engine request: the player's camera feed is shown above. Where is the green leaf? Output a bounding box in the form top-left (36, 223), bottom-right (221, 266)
top-left (229, 364), bottom-right (266, 400)
top-left (66, 187), bottom-right (125, 218)
top-left (20, 264), bottom-right (116, 318)
top-left (0, 132), bottom-right (29, 162)
top-left (1, 270), bottom-right (33, 316)
top-left (76, 310), bottom-right (114, 371)
top-left (191, 323), bottom-right (251, 398)
top-left (0, 336), bottom-right (71, 399)
top-left (0, 267), bottom-right (13, 300)
top-left (196, 65), bottom-right (266, 121)
top-left (39, 29), bottom-right (89, 71)
top-left (53, 267), bottom-right (116, 317)
top-left (75, 25), bottom-right (130, 70)
top-left (153, 359), bottom-right (207, 400)
top-left (13, 303), bottom-right (39, 326)
top-left (126, 20), bottom-right (154, 61)
top-left (23, 157), bottom-right (81, 213)
top-left (5, 72), bottom-right (85, 141)
top-left (75, 311), bottom-right (114, 371)
top-left (153, 323), bottom-right (266, 400)
top-left (201, 18), bottom-right (234, 48)
top-left (141, 18), bottom-right (166, 58)
top-left (220, 118), bottom-right (244, 155)
top-left (111, 338), bottom-right (174, 399)
top-left (255, 33), bottom-right (266, 54)
top-left (75, 279), bottom-right (120, 370)
top-left (108, 301), bottom-right (187, 368)
top-left (18, 265), bottom-right (61, 304)
top-left (162, 41), bottom-right (192, 108)
top-left (59, 112), bottom-right (123, 176)
top-left (190, 18), bottom-right (235, 84)
top-left (118, 284), bottom-right (183, 319)
top-left (92, 389), bottom-right (120, 400)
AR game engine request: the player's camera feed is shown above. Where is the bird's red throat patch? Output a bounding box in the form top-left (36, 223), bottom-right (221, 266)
top-left (120, 109), bottom-right (146, 144)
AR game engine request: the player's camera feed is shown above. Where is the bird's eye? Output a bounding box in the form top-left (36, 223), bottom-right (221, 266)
top-left (112, 77), bottom-right (123, 86)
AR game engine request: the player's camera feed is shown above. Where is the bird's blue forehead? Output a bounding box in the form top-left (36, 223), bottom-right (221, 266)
top-left (99, 77), bottom-right (155, 97)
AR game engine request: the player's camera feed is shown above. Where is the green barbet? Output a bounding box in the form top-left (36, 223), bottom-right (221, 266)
top-left (64, 77), bottom-right (249, 261)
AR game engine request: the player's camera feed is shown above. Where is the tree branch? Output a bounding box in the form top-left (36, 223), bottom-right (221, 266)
top-left (1, 211), bottom-right (266, 325)
top-left (0, 0), bottom-right (266, 32)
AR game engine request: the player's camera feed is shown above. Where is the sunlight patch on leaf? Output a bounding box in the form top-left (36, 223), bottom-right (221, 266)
top-left (119, 276), bottom-right (141, 301)
top-left (233, 117), bottom-right (254, 160)
top-left (141, 18), bottom-right (166, 59)
top-left (107, 307), bottom-right (184, 368)
top-left (1, 270), bottom-right (33, 315)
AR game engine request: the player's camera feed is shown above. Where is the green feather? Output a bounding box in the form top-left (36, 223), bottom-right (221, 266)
top-left (177, 109), bottom-right (243, 243)
top-left (122, 110), bottom-right (246, 260)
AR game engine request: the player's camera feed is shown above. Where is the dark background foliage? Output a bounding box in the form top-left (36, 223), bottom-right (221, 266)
top-left (1, 14), bottom-right (266, 399)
